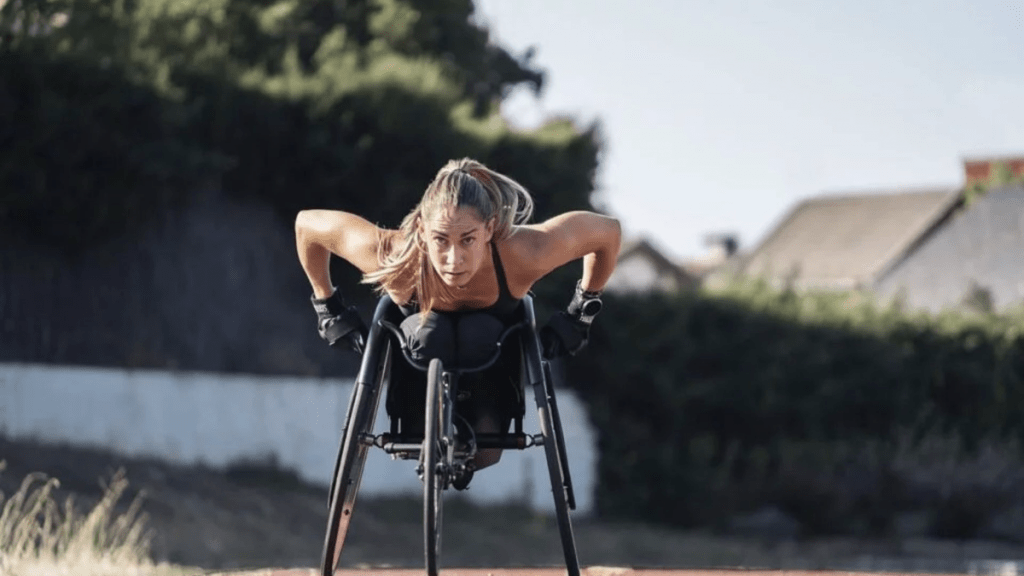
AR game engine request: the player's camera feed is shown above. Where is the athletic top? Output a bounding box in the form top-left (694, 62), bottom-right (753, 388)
top-left (480, 241), bottom-right (523, 323)
top-left (399, 241), bottom-right (523, 323)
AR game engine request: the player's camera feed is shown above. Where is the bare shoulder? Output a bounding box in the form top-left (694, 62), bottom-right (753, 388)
top-left (524, 211), bottom-right (621, 258)
top-left (495, 227), bottom-right (548, 296)
top-left (496, 211), bottom-right (621, 292)
top-left (295, 209), bottom-right (393, 274)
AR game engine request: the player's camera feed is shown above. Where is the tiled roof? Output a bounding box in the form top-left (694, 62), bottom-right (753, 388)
top-left (740, 187), bottom-right (963, 289)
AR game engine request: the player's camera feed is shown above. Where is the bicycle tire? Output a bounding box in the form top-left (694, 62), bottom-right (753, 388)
top-left (423, 357), bottom-right (445, 576)
top-left (320, 343), bottom-right (390, 576)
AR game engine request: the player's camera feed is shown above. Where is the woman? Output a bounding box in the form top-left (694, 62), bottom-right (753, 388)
top-left (295, 158), bottom-right (621, 487)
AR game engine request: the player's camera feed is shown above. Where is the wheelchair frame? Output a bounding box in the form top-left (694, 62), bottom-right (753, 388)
top-left (319, 294), bottom-right (580, 576)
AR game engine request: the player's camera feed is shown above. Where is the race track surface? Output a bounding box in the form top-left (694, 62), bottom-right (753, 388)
top-left (203, 565), bottom-right (954, 569)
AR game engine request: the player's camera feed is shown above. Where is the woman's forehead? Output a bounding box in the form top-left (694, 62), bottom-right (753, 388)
top-left (423, 206), bottom-right (485, 233)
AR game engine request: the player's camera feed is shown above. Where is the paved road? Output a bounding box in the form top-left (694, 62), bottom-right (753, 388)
top-left (203, 565), bottom-right (954, 569)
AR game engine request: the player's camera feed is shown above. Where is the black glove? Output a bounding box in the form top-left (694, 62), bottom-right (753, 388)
top-left (540, 280), bottom-right (603, 359)
top-left (311, 287), bottom-right (368, 353)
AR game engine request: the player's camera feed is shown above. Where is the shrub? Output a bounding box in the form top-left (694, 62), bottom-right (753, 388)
top-left (567, 280), bottom-right (1024, 534)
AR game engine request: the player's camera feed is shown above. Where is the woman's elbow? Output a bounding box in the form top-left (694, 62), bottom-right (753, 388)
top-left (295, 210), bottom-right (309, 232)
top-left (295, 210), bottom-right (320, 247)
top-left (609, 216), bottom-right (622, 240)
top-left (603, 215), bottom-right (622, 254)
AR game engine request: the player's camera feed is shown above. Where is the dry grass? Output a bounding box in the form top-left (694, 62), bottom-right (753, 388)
top-left (0, 460), bottom-right (193, 576)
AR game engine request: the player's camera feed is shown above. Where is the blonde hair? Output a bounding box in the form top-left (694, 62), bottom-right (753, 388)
top-left (362, 158), bottom-right (535, 317)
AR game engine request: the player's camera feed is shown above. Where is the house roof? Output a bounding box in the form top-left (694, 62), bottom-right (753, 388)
top-left (608, 238), bottom-right (698, 292)
top-left (739, 186), bottom-right (963, 289)
top-left (617, 238), bottom-right (682, 274)
top-left (876, 184), bottom-right (1024, 311)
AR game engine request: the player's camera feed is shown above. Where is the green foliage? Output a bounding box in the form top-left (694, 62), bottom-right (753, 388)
top-left (0, 48), bottom-right (222, 247)
top-left (568, 280), bottom-right (1024, 531)
top-left (1, 0), bottom-right (593, 253)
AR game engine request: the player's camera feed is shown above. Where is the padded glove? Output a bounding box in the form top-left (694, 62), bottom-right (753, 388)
top-left (311, 288), bottom-right (368, 353)
top-left (540, 280), bottom-right (603, 359)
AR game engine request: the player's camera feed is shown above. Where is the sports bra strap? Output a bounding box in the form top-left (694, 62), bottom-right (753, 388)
top-left (490, 241), bottom-right (514, 300)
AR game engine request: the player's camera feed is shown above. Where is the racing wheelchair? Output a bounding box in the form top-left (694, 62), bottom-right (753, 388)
top-left (319, 293), bottom-right (581, 576)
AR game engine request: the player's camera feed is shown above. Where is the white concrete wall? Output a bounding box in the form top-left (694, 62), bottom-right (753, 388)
top-left (0, 363), bottom-right (597, 513)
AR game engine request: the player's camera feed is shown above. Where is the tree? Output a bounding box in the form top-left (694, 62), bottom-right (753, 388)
top-left (0, 0), bottom-right (599, 250)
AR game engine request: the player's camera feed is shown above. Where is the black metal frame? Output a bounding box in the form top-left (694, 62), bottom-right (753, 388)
top-left (320, 294), bottom-right (580, 576)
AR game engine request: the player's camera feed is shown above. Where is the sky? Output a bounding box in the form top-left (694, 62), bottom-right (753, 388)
top-left (472, 0), bottom-right (1024, 262)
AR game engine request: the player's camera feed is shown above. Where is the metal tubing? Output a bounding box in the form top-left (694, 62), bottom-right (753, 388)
top-left (379, 433), bottom-right (536, 450)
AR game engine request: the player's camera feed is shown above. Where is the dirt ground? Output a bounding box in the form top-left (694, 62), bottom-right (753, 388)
top-left (4, 436), bottom-right (1024, 576)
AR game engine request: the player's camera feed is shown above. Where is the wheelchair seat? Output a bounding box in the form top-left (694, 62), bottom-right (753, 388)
top-left (372, 296), bottom-right (528, 440)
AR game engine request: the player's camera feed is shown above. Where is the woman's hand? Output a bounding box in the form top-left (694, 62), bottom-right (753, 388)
top-left (311, 287), bottom-right (368, 353)
top-left (540, 281), bottom-right (603, 358)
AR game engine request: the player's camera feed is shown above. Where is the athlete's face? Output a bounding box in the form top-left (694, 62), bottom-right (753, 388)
top-left (421, 206), bottom-right (495, 289)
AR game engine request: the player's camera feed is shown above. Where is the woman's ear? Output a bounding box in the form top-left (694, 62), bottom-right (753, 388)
top-left (486, 217), bottom-right (496, 238)
top-left (414, 213), bottom-right (428, 251)
top-left (416, 212), bottom-right (430, 239)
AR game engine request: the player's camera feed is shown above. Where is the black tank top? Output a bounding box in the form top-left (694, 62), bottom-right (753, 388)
top-left (482, 241), bottom-right (523, 322)
top-left (400, 242), bottom-right (522, 323)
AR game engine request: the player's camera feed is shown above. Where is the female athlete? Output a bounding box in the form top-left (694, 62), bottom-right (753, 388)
top-left (295, 157), bottom-right (621, 487)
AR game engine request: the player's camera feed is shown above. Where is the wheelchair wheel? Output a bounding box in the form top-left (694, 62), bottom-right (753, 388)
top-left (423, 358), bottom-right (445, 576)
top-left (320, 343), bottom-right (390, 576)
top-left (544, 360), bottom-right (577, 511)
top-left (535, 361), bottom-right (581, 576)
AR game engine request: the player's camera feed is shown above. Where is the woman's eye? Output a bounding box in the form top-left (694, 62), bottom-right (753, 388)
top-left (434, 237), bottom-right (448, 246)
top-left (462, 237), bottom-right (475, 245)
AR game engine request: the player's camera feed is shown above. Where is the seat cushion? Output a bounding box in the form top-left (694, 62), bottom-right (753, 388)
top-left (399, 311), bottom-right (505, 369)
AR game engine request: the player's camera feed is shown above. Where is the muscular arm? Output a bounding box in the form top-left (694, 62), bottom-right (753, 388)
top-left (294, 210), bottom-right (386, 299)
top-left (516, 211), bottom-right (622, 292)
